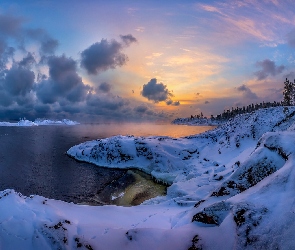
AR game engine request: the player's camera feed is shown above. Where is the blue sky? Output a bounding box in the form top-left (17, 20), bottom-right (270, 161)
top-left (0, 0), bottom-right (294, 121)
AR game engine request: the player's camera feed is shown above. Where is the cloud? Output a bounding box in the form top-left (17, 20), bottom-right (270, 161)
top-left (36, 55), bottom-right (90, 104)
top-left (86, 93), bottom-right (129, 111)
top-left (166, 99), bottom-right (173, 105)
top-left (80, 39), bottom-right (128, 75)
top-left (19, 52), bottom-right (35, 68)
top-left (0, 14), bottom-right (23, 38)
top-left (26, 28), bottom-right (58, 55)
top-left (3, 65), bottom-right (35, 96)
top-left (237, 84), bottom-right (258, 99)
top-left (40, 37), bottom-right (58, 55)
top-left (0, 12), bottom-right (172, 122)
top-left (135, 27), bottom-right (145, 32)
top-left (204, 101), bottom-right (210, 104)
top-left (0, 90), bottom-right (13, 107)
top-left (286, 29), bottom-right (295, 48)
top-left (134, 104), bottom-right (148, 113)
top-left (285, 71), bottom-right (295, 80)
top-left (166, 99), bottom-right (180, 106)
top-left (0, 14), bottom-right (58, 57)
top-left (0, 42), bottom-right (14, 70)
top-left (141, 78), bottom-right (173, 103)
top-left (254, 59), bottom-right (285, 80)
top-left (98, 82), bottom-right (111, 93)
top-left (120, 34), bottom-right (137, 46)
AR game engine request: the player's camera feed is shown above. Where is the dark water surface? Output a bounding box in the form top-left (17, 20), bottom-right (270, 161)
top-left (0, 123), bottom-right (214, 205)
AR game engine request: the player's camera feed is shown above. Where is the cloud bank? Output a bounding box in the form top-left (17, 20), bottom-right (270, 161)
top-left (0, 12), bottom-right (174, 122)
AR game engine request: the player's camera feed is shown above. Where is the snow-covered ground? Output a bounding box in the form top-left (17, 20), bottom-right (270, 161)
top-left (0, 118), bottom-right (79, 126)
top-left (2, 107), bottom-right (295, 249)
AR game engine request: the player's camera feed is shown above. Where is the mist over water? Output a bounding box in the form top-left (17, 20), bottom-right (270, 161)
top-left (0, 123), bottom-right (214, 205)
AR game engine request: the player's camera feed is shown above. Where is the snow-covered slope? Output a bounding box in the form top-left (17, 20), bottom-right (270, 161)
top-left (3, 107), bottom-right (295, 249)
top-left (67, 107), bottom-right (295, 201)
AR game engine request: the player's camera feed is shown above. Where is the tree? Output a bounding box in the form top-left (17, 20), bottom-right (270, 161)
top-left (283, 78), bottom-right (295, 106)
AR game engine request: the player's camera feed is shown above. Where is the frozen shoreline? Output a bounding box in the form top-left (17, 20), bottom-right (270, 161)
top-left (0, 118), bottom-right (79, 126)
top-left (2, 107), bottom-right (295, 249)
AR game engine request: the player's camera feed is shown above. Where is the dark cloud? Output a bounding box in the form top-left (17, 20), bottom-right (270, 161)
top-left (166, 99), bottom-right (173, 105)
top-left (86, 93), bottom-right (129, 111)
top-left (204, 101), bottom-right (210, 104)
top-left (254, 59), bottom-right (285, 80)
top-left (120, 34), bottom-right (137, 46)
top-left (134, 104), bottom-right (148, 113)
top-left (0, 14), bottom-right (23, 70)
top-left (36, 55), bottom-right (90, 104)
top-left (98, 82), bottom-right (111, 93)
top-left (26, 28), bottom-right (58, 55)
top-left (0, 14), bottom-right (23, 38)
top-left (237, 84), bottom-right (258, 99)
top-left (286, 29), bottom-right (295, 48)
top-left (80, 39), bottom-right (128, 75)
top-left (0, 90), bottom-right (13, 107)
top-left (41, 38), bottom-right (58, 55)
top-left (237, 85), bottom-right (247, 91)
top-left (3, 65), bottom-right (35, 96)
top-left (141, 78), bottom-right (173, 103)
top-left (15, 92), bottom-right (35, 106)
top-left (0, 44), bottom-right (14, 71)
top-left (0, 13), bottom-right (170, 122)
top-left (19, 52), bottom-right (35, 67)
top-left (166, 99), bottom-right (180, 106)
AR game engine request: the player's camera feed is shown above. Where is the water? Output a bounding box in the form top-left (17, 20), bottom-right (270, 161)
top-left (0, 123), bottom-right (214, 206)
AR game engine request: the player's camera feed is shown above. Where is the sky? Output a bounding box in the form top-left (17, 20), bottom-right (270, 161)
top-left (0, 0), bottom-right (295, 122)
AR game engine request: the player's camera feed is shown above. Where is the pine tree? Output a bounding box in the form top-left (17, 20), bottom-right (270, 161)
top-left (283, 78), bottom-right (294, 106)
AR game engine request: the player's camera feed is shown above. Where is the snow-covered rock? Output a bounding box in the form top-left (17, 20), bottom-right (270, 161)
top-left (34, 118), bottom-right (79, 125)
top-left (67, 107), bottom-right (295, 198)
top-left (66, 107), bottom-right (295, 249)
top-left (3, 107), bottom-right (295, 249)
top-left (0, 118), bottom-right (79, 126)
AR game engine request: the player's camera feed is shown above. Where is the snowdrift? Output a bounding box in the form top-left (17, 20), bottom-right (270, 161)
top-left (2, 107), bottom-right (295, 249)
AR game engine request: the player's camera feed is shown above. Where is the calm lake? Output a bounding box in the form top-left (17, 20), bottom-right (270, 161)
top-left (0, 123), bottom-right (214, 206)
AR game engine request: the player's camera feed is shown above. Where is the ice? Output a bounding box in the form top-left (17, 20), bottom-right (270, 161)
top-left (0, 118), bottom-right (79, 126)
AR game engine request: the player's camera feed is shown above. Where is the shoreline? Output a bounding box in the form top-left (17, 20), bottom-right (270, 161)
top-left (3, 107), bottom-right (295, 248)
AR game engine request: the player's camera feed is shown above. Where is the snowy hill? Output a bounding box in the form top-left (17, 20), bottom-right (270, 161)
top-left (2, 107), bottom-right (295, 249)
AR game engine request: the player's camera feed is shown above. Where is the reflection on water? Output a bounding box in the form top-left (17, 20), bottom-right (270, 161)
top-left (0, 123), bottom-right (214, 206)
top-left (65, 122), bottom-right (214, 138)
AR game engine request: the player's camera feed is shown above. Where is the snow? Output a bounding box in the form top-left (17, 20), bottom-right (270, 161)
top-left (3, 107), bottom-right (295, 248)
top-left (0, 118), bottom-right (79, 126)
